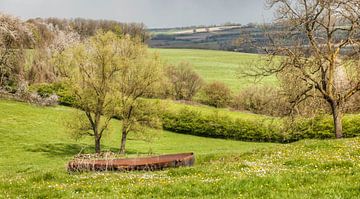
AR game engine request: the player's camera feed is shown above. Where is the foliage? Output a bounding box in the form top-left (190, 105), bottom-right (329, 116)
top-left (165, 61), bottom-right (203, 100)
top-left (54, 30), bottom-right (164, 154)
top-left (163, 107), bottom-right (285, 142)
top-left (200, 81), bottom-right (232, 108)
top-left (29, 82), bottom-right (76, 106)
top-left (115, 99), bottom-right (164, 143)
top-left (31, 17), bottom-right (149, 41)
top-left (0, 13), bottom-right (34, 89)
top-left (114, 43), bottom-right (164, 154)
top-left (28, 27), bottom-right (81, 84)
top-left (232, 85), bottom-right (292, 116)
top-left (26, 48), bottom-right (57, 84)
top-left (162, 107), bottom-right (360, 143)
top-left (54, 31), bottom-right (127, 153)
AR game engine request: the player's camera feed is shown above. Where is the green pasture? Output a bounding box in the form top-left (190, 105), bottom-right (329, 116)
top-left (151, 48), bottom-right (277, 92)
top-left (0, 100), bottom-right (359, 198)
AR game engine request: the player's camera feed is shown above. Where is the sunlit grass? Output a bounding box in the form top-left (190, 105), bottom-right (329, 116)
top-left (151, 48), bottom-right (277, 92)
top-left (0, 100), bottom-right (359, 198)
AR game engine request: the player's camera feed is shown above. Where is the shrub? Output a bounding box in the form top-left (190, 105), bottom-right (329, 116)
top-left (163, 108), bottom-right (285, 142)
top-left (232, 85), bottom-right (290, 116)
top-left (162, 107), bottom-right (360, 143)
top-left (200, 81), bottom-right (232, 108)
top-left (288, 115), bottom-right (360, 141)
top-left (29, 82), bottom-right (76, 106)
top-left (165, 62), bottom-right (203, 100)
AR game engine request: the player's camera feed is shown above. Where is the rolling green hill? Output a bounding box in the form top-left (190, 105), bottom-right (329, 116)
top-left (151, 48), bottom-right (277, 92)
top-left (0, 100), bottom-right (359, 198)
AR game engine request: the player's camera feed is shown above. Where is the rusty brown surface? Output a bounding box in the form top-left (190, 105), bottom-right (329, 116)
top-left (67, 153), bottom-right (195, 172)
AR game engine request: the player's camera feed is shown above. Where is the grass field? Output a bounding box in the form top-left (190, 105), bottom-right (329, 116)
top-left (1, 100), bottom-right (359, 198)
top-left (151, 48), bottom-right (277, 92)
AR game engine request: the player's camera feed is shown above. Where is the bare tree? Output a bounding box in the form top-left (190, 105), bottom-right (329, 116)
top-left (244, 0), bottom-right (360, 138)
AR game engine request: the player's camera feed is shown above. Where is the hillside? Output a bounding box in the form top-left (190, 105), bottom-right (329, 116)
top-left (1, 100), bottom-right (359, 198)
top-left (148, 25), bottom-right (262, 52)
top-left (151, 48), bottom-right (277, 92)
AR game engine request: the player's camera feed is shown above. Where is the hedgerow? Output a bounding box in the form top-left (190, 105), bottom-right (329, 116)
top-left (162, 108), bottom-right (360, 143)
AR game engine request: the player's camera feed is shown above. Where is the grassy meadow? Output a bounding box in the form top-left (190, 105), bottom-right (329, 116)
top-left (151, 48), bottom-right (277, 92)
top-left (1, 100), bottom-right (359, 198)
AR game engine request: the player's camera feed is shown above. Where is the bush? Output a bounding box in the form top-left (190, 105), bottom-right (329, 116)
top-left (165, 62), bottom-right (203, 100)
top-left (162, 107), bottom-right (360, 143)
top-left (163, 108), bottom-right (285, 142)
top-left (200, 81), bottom-right (232, 108)
top-left (289, 115), bottom-right (360, 141)
top-left (232, 85), bottom-right (334, 117)
top-left (232, 85), bottom-right (290, 116)
top-left (29, 82), bottom-right (76, 106)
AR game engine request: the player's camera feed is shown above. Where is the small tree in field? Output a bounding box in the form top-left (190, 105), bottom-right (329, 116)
top-left (56, 31), bottom-right (141, 153)
top-left (243, 0), bottom-right (360, 138)
top-left (116, 47), bottom-right (163, 154)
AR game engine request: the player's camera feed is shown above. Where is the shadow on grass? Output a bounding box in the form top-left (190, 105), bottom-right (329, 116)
top-left (25, 143), bottom-right (92, 157)
top-left (25, 143), bottom-right (147, 157)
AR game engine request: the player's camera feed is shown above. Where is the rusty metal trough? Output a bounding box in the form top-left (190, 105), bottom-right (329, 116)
top-left (67, 153), bottom-right (195, 172)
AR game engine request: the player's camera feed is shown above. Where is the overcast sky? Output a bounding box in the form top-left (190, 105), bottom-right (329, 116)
top-left (0, 0), bottom-right (273, 28)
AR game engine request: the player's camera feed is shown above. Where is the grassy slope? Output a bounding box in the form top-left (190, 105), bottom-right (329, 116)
top-left (151, 48), bottom-right (277, 92)
top-left (0, 100), bottom-right (359, 198)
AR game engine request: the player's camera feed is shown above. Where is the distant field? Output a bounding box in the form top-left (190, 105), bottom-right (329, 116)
top-left (1, 100), bottom-right (359, 198)
top-left (151, 48), bottom-right (277, 92)
top-left (149, 25), bottom-right (242, 35)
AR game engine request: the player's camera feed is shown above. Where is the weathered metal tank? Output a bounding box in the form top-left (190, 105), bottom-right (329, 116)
top-left (67, 153), bottom-right (195, 172)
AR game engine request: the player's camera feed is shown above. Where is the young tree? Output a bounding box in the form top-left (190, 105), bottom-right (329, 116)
top-left (244, 0), bottom-right (360, 138)
top-left (166, 62), bottom-right (203, 100)
top-left (116, 47), bottom-right (163, 154)
top-left (56, 31), bottom-right (135, 153)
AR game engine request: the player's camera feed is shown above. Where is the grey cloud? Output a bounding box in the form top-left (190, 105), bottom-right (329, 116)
top-left (0, 0), bottom-right (273, 28)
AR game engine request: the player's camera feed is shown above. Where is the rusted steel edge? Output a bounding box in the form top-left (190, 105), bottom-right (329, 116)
top-left (67, 152), bottom-right (195, 172)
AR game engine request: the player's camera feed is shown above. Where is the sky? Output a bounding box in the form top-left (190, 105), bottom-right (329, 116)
top-left (0, 0), bottom-right (273, 28)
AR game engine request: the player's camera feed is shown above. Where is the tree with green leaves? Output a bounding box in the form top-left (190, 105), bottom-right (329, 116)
top-left (56, 31), bottom-right (163, 154)
top-left (116, 46), bottom-right (163, 154)
top-left (55, 31), bottom-right (143, 153)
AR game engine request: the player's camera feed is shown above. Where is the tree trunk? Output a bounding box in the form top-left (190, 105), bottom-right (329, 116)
top-left (119, 126), bottom-right (127, 154)
top-left (95, 136), bottom-right (101, 153)
top-left (94, 106), bottom-right (103, 154)
top-left (330, 101), bottom-right (343, 139)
